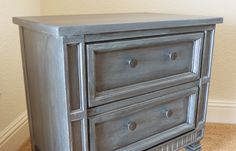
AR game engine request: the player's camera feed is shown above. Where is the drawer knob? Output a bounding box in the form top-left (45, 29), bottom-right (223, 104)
top-left (127, 121), bottom-right (137, 131)
top-left (169, 52), bottom-right (177, 60)
top-left (128, 58), bottom-right (138, 68)
top-left (164, 109), bottom-right (173, 118)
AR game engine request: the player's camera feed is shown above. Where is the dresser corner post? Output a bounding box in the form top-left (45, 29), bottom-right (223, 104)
top-left (63, 35), bottom-right (89, 151)
top-left (18, 25), bottom-right (36, 151)
top-left (186, 141), bottom-right (202, 151)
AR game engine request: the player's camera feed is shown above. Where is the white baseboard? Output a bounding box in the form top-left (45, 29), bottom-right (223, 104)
top-left (0, 111), bottom-right (29, 151)
top-left (207, 100), bottom-right (236, 124)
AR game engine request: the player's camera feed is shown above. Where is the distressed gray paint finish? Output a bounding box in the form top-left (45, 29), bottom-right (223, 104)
top-left (196, 29), bottom-right (216, 130)
top-left (66, 44), bottom-right (81, 111)
top-left (84, 25), bottom-right (214, 43)
top-left (89, 87), bottom-right (198, 151)
top-left (88, 82), bottom-right (199, 116)
top-left (64, 41), bottom-right (89, 151)
top-left (13, 13), bottom-right (223, 36)
top-left (186, 141), bottom-right (202, 151)
top-left (21, 28), bottom-right (70, 151)
top-left (87, 33), bottom-right (203, 106)
top-left (18, 26), bottom-right (36, 150)
top-left (14, 13), bottom-right (222, 151)
top-left (147, 128), bottom-right (204, 151)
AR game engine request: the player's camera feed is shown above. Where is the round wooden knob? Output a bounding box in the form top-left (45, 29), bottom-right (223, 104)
top-left (165, 109), bottom-right (173, 118)
top-left (169, 52), bottom-right (177, 60)
top-left (128, 121), bottom-right (137, 131)
top-left (128, 58), bottom-right (138, 68)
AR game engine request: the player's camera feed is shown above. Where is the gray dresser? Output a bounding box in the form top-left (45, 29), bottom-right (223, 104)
top-left (13, 13), bottom-right (223, 151)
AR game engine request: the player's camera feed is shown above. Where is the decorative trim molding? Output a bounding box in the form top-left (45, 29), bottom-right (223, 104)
top-left (0, 111), bottom-right (28, 148)
top-left (208, 100), bottom-right (236, 108)
top-left (147, 129), bottom-right (204, 151)
top-left (207, 100), bottom-right (236, 124)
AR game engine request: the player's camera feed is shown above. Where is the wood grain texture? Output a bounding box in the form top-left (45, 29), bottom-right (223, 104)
top-left (13, 13), bottom-right (223, 36)
top-left (89, 87), bottom-right (198, 151)
top-left (64, 40), bottom-right (89, 151)
top-left (87, 33), bottom-right (203, 107)
top-left (19, 26), bottom-right (35, 150)
top-left (88, 82), bottom-right (199, 117)
top-left (148, 130), bottom-right (200, 151)
top-left (22, 28), bottom-right (70, 151)
top-left (71, 121), bottom-right (82, 151)
top-left (197, 29), bottom-right (215, 129)
top-left (66, 44), bottom-right (81, 111)
top-left (20, 123), bottom-right (236, 151)
top-left (14, 13), bottom-right (222, 151)
top-left (84, 25), bottom-right (215, 43)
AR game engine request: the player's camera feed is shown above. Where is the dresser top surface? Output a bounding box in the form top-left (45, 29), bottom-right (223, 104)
top-left (13, 13), bottom-right (223, 36)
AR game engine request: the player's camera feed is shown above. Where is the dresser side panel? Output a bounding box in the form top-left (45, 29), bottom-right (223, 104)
top-left (21, 28), bottom-right (70, 151)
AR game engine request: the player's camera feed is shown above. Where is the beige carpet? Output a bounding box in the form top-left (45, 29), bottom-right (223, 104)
top-left (19, 123), bottom-right (236, 151)
top-left (201, 123), bottom-right (236, 151)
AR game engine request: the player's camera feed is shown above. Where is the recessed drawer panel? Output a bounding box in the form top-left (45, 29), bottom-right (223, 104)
top-left (87, 33), bottom-right (203, 107)
top-left (89, 87), bottom-right (198, 151)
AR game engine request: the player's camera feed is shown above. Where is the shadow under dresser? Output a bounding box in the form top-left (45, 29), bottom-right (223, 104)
top-left (13, 13), bottom-right (223, 151)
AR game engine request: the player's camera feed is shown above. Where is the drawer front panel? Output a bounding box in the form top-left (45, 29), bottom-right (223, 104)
top-left (89, 87), bottom-right (198, 151)
top-left (87, 33), bottom-right (203, 107)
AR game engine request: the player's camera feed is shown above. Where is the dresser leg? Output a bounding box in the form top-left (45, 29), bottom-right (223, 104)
top-left (185, 141), bottom-right (202, 151)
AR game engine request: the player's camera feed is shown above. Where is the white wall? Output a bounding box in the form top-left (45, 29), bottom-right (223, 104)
top-left (0, 0), bottom-right (40, 150)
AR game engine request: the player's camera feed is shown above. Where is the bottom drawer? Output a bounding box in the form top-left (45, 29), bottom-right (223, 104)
top-left (89, 87), bottom-right (198, 151)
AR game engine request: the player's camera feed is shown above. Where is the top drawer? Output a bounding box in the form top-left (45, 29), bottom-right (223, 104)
top-left (87, 33), bottom-right (203, 107)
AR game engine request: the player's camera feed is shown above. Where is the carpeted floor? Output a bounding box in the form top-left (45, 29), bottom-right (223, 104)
top-left (19, 123), bottom-right (236, 151)
top-left (201, 123), bottom-right (236, 151)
